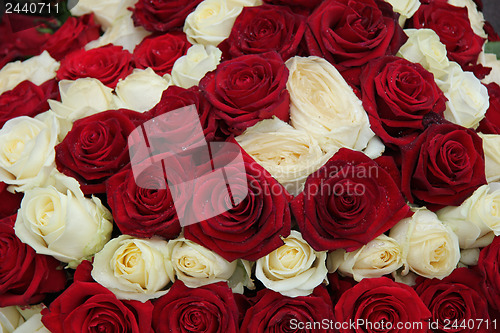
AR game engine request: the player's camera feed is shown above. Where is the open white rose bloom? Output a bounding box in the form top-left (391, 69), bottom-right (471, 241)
top-left (171, 44), bottom-right (222, 88)
top-left (91, 235), bottom-right (175, 302)
top-left (255, 230), bottom-right (328, 297)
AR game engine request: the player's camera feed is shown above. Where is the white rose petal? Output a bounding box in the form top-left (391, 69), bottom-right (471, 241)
top-left (255, 230), bottom-right (328, 297)
top-left (14, 172), bottom-right (113, 265)
top-left (171, 44), bottom-right (222, 88)
top-left (115, 68), bottom-right (170, 112)
top-left (389, 208), bottom-right (460, 279)
top-left (286, 56), bottom-right (375, 154)
top-left (92, 235), bottom-right (175, 302)
top-left (328, 234), bottom-right (403, 282)
top-left (70, 0), bottom-right (137, 30)
top-left (479, 133), bottom-right (500, 183)
top-left (478, 52), bottom-right (500, 85)
top-left (0, 305), bottom-right (49, 333)
top-left (0, 112), bottom-right (59, 192)
top-left (448, 0), bottom-right (487, 38)
top-left (0, 51), bottom-right (59, 95)
top-left (384, 0), bottom-right (420, 25)
top-left (0, 306), bottom-right (23, 333)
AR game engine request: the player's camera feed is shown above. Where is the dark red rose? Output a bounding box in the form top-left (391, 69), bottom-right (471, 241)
top-left (477, 82), bottom-right (500, 135)
top-left (484, 21), bottom-right (500, 42)
top-left (152, 281), bottom-right (239, 333)
top-left (0, 215), bottom-right (66, 307)
top-left (133, 32), bottom-right (190, 76)
top-left (184, 147), bottom-right (292, 262)
top-left (219, 5), bottom-right (306, 61)
top-left (478, 236), bottom-right (500, 311)
top-left (199, 52), bottom-right (290, 136)
top-left (131, 0), bottom-right (202, 33)
top-left (291, 148), bottom-right (411, 252)
top-left (400, 121), bottom-right (486, 211)
top-left (263, 0), bottom-right (323, 10)
top-left (411, 1), bottom-right (484, 68)
top-left (305, 0), bottom-right (407, 86)
top-left (42, 261), bottom-right (153, 333)
top-left (240, 286), bottom-right (334, 333)
top-left (0, 80), bottom-right (53, 129)
top-left (415, 267), bottom-right (491, 333)
top-left (55, 109), bottom-right (147, 194)
top-left (327, 272), bottom-right (357, 305)
top-left (44, 14), bottom-right (101, 61)
top-left (57, 44), bottom-right (133, 88)
top-left (360, 56), bottom-right (447, 149)
top-left (0, 183), bottom-right (22, 219)
top-left (336, 277), bottom-right (431, 333)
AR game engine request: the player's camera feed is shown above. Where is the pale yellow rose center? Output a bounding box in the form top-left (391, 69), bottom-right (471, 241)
top-left (114, 242), bottom-right (147, 288)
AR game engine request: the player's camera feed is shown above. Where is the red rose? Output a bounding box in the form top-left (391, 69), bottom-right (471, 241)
top-left (42, 261), bottom-right (153, 333)
top-left (411, 0), bottom-right (484, 68)
top-left (0, 80), bottom-right (54, 129)
top-left (133, 32), bottom-right (190, 76)
top-left (400, 121), bottom-right (487, 211)
top-left (305, 0), bottom-right (407, 86)
top-left (152, 281), bottom-right (239, 333)
top-left (263, 0), bottom-right (323, 10)
top-left (57, 44), bottom-right (133, 88)
top-left (184, 148), bottom-right (292, 262)
top-left (199, 52), bottom-right (290, 136)
top-left (131, 0), bottom-right (202, 33)
top-left (335, 277), bottom-right (431, 333)
top-left (147, 86), bottom-right (220, 141)
top-left (219, 5), bottom-right (306, 61)
top-left (240, 286), bottom-right (334, 333)
top-left (478, 236), bottom-right (500, 311)
top-left (44, 14), bottom-right (101, 61)
top-left (0, 215), bottom-right (66, 307)
top-left (477, 82), bottom-right (500, 135)
top-left (291, 148), bottom-right (411, 252)
top-left (415, 267), bottom-right (491, 333)
top-left (360, 56), bottom-right (447, 149)
top-left (55, 109), bottom-right (146, 194)
top-left (0, 182), bottom-right (22, 219)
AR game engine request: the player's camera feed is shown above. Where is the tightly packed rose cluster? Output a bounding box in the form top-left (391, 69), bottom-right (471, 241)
top-left (1, 0), bottom-right (500, 332)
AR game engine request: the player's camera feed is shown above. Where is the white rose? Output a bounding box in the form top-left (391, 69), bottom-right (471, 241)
top-left (0, 305), bottom-right (49, 333)
top-left (448, 0), bottom-right (487, 38)
top-left (184, 0), bottom-right (261, 46)
top-left (0, 51), bottom-right (59, 95)
top-left (14, 172), bottom-right (113, 266)
top-left (435, 62), bottom-right (488, 128)
top-left (384, 0), bottom-right (420, 25)
top-left (460, 248), bottom-right (481, 266)
top-left (0, 306), bottom-right (23, 333)
top-left (171, 44), bottom-right (222, 88)
top-left (70, 0), bottom-right (137, 30)
top-left (236, 117), bottom-right (331, 196)
top-left (397, 29), bottom-right (450, 80)
top-left (437, 183), bottom-right (500, 248)
top-left (478, 52), bottom-right (500, 85)
top-left (286, 56), bottom-right (374, 154)
top-left (92, 235), bottom-right (175, 302)
top-left (328, 234), bottom-right (403, 282)
top-left (114, 68), bottom-right (170, 112)
top-left (167, 236), bottom-right (254, 293)
top-left (255, 230), bottom-right (328, 297)
top-left (84, 12), bottom-right (150, 52)
top-left (389, 209), bottom-right (460, 279)
top-left (479, 133), bottom-right (500, 183)
top-left (0, 112), bottom-right (59, 192)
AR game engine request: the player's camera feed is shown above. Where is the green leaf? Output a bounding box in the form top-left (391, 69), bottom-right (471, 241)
top-left (485, 41), bottom-right (500, 59)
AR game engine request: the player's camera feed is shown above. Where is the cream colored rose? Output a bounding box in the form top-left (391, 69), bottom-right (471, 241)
top-left (328, 234), bottom-right (403, 282)
top-left (70, 0), bottom-right (137, 30)
top-left (0, 112), bottom-right (59, 192)
top-left (437, 184), bottom-right (500, 249)
top-left (435, 62), bottom-right (488, 128)
top-left (286, 56), bottom-right (374, 154)
top-left (167, 236), bottom-right (254, 293)
top-left (479, 133), bottom-right (500, 183)
top-left (171, 44), bottom-right (222, 88)
top-left (389, 209), bottom-right (460, 279)
top-left (255, 230), bottom-right (328, 297)
top-left (184, 0), bottom-right (261, 46)
top-left (384, 0), bottom-right (420, 25)
top-left (14, 172), bottom-right (113, 266)
top-left (236, 117), bottom-right (331, 196)
top-left (397, 29), bottom-right (450, 80)
top-left (0, 51), bottom-right (59, 95)
top-left (84, 12), bottom-right (150, 52)
top-left (478, 52), bottom-right (500, 85)
top-left (448, 0), bottom-right (486, 38)
top-left (92, 235), bottom-right (175, 302)
top-left (114, 68), bottom-right (170, 112)
top-left (0, 304), bottom-right (49, 333)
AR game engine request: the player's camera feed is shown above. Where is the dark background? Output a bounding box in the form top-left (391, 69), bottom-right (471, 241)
top-left (483, 0), bottom-right (500, 34)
